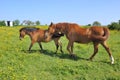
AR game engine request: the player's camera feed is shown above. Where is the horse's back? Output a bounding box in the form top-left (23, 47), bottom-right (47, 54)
top-left (36, 29), bottom-right (45, 38)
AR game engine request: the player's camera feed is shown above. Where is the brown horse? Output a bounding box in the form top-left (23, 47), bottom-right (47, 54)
top-left (47, 22), bottom-right (114, 64)
top-left (19, 27), bottom-right (63, 53)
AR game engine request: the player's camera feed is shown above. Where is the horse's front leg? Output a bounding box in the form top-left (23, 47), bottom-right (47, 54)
top-left (29, 41), bottom-right (35, 51)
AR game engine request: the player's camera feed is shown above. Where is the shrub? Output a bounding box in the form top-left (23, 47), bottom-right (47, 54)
top-left (0, 21), bottom-right (6, 27)
top-left (108, 22), bottom-right (120, 30)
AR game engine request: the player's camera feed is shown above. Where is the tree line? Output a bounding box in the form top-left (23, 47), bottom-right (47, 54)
top-left (0, 19), bottom-right (120, 30)
top-left (0, 20), bottom-right (40, 26)
top-left (108, 20), bottom-right (120, 30)
top-left (87, 20), bottom-right (120, 30)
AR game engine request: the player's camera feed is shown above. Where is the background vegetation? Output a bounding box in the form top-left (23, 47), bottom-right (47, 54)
top-left (0, 26), bottom-right (120, 80)
top-left (1, 19), bottom-right (120, 30)
top-left (108, 20), bottom-right (120, 30)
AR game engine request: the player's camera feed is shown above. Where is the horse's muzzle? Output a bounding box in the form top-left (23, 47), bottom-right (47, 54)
top-left (52, 32), bottom-right (64, 38)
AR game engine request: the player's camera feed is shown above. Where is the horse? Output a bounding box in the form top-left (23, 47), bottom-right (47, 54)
top-left (47, 22), bottom-right (114, 64)
top-left (19, 27), bottom-right (64, 53)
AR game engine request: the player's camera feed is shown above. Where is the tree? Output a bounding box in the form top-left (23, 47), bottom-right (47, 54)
top-left (87, 24), bottom-right (91, 26)
top-left (92, 21), bottom-right (101, 26)
top-left (13, 20), bottom-right (20, 26)
top-left (27, 20), bottom-right (33, 25)
top-left (22, 20), bottom-right (34, 26)
top-left (35, 20), bottom-right (40, 25)
top-left (108, 22), bottom-right (120, 30)
top-left (0, 21), bottom-right (6, 27)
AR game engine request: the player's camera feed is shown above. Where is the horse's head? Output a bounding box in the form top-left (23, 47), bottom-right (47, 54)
top-left (48, 22), bottom-right (56, 35)
top-left (48, 22), bottom-right (64, 37)
top-left (19, 28), bottom-right (26, 40)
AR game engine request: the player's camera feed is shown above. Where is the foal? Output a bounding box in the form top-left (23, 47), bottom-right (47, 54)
top-left (47, 22), bottom-right (114, 64)
top-left (19, 27), bottom-right (63, 53)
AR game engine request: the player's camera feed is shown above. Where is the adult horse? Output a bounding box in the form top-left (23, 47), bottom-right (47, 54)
top-left (19, 27), bottom-right (64, 53)
top-left (47, 22), bottom-right (114, 64)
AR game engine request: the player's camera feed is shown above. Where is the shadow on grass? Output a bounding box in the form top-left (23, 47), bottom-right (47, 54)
top-left (21, 50), bottom-right (112, 64)
top-left (21, 50), bottom-right (41, 53)
top-left (21, 49), bottom-right (87, 61)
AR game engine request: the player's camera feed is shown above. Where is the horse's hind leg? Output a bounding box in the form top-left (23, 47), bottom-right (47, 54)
top-left (54, 38), bottom-right (59, 53)
top-left (38, 42), bottom-right (43, 50)
top-left (54, 38), bottom-right (63, 53)
top-left (89, 42), bottom-right (99, 60)
top-left (67, 41), bottom-right (74, 56)
top-left (59, 40), bottom-right (63, 53)
top-left (29, 44), bottom-right (32, 51)
top-left (101, 41), bottom-right (114, 64)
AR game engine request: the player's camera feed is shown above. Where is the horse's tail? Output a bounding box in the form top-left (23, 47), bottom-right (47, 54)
top-left (102, 27), bottom-right (110, 40)
top-left (91, 27), bottom-right (110, 41)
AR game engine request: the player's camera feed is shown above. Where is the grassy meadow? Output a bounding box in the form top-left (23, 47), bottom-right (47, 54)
top-left (0, 26), bottom-right (120, 80)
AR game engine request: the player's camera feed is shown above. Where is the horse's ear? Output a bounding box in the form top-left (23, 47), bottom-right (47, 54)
top-left (50, 22), bottom-right (53, 27)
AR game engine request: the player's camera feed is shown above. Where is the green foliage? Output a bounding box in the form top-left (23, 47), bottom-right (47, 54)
top-left (108, 20), bottom-right (120, 30)
top-left (0, 27), bottom-right (120, 80)
top-left (92, 21), bottom-right (101, 26)
top-left (22, 20), bottom-right (34, 26)
top-left (13, 20), bottom-right (20, 26)
top-left (87, 24), bottom-right (91, 26)
top-left (0, 20), bottom-right (6, 27)
top-left (35, 20), bottom-right (40, 25)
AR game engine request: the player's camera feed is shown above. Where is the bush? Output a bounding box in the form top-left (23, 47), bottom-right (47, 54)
top-left (13, 20), bottom-right (20, 26)
top-left (108, 22), bottom-right (120, 30)
top-left (92, 21), bottom-right (101, 26)
top-left (0, 21), bottom-right (6, 27)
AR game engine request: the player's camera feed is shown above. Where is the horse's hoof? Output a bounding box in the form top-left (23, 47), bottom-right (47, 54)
top-left (28, 50), bottom-right (30, 52)
top-left (54, 52), bottom-right (57, 54)
top-left (70, 54), bottom-right (75, 57)
top-left (87, 58), bottom-right (93, 61)
top-left (111, 61), bottom-right (114, 64)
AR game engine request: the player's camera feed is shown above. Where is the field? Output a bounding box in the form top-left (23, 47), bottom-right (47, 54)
top-left (0, 26), bottom-right (120, 80)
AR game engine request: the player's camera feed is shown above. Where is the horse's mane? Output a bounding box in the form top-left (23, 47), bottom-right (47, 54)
top-left (20, 27), bottom-right (40, 32)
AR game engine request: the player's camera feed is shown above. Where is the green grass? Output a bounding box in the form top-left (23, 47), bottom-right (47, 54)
top-left (0, 26), bottom-right (120, 80)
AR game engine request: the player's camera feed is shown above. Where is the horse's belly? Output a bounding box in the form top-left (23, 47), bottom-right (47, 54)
top-left (74, 37), bottom-right (91, 44)
top-left (75, 40), bottom-right (91, 44)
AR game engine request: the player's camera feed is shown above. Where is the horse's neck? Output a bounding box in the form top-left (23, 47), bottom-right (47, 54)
top-left (26, 31), bottom-right (33, 37)
top-left (61, 25), bottom-right (69, 34)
